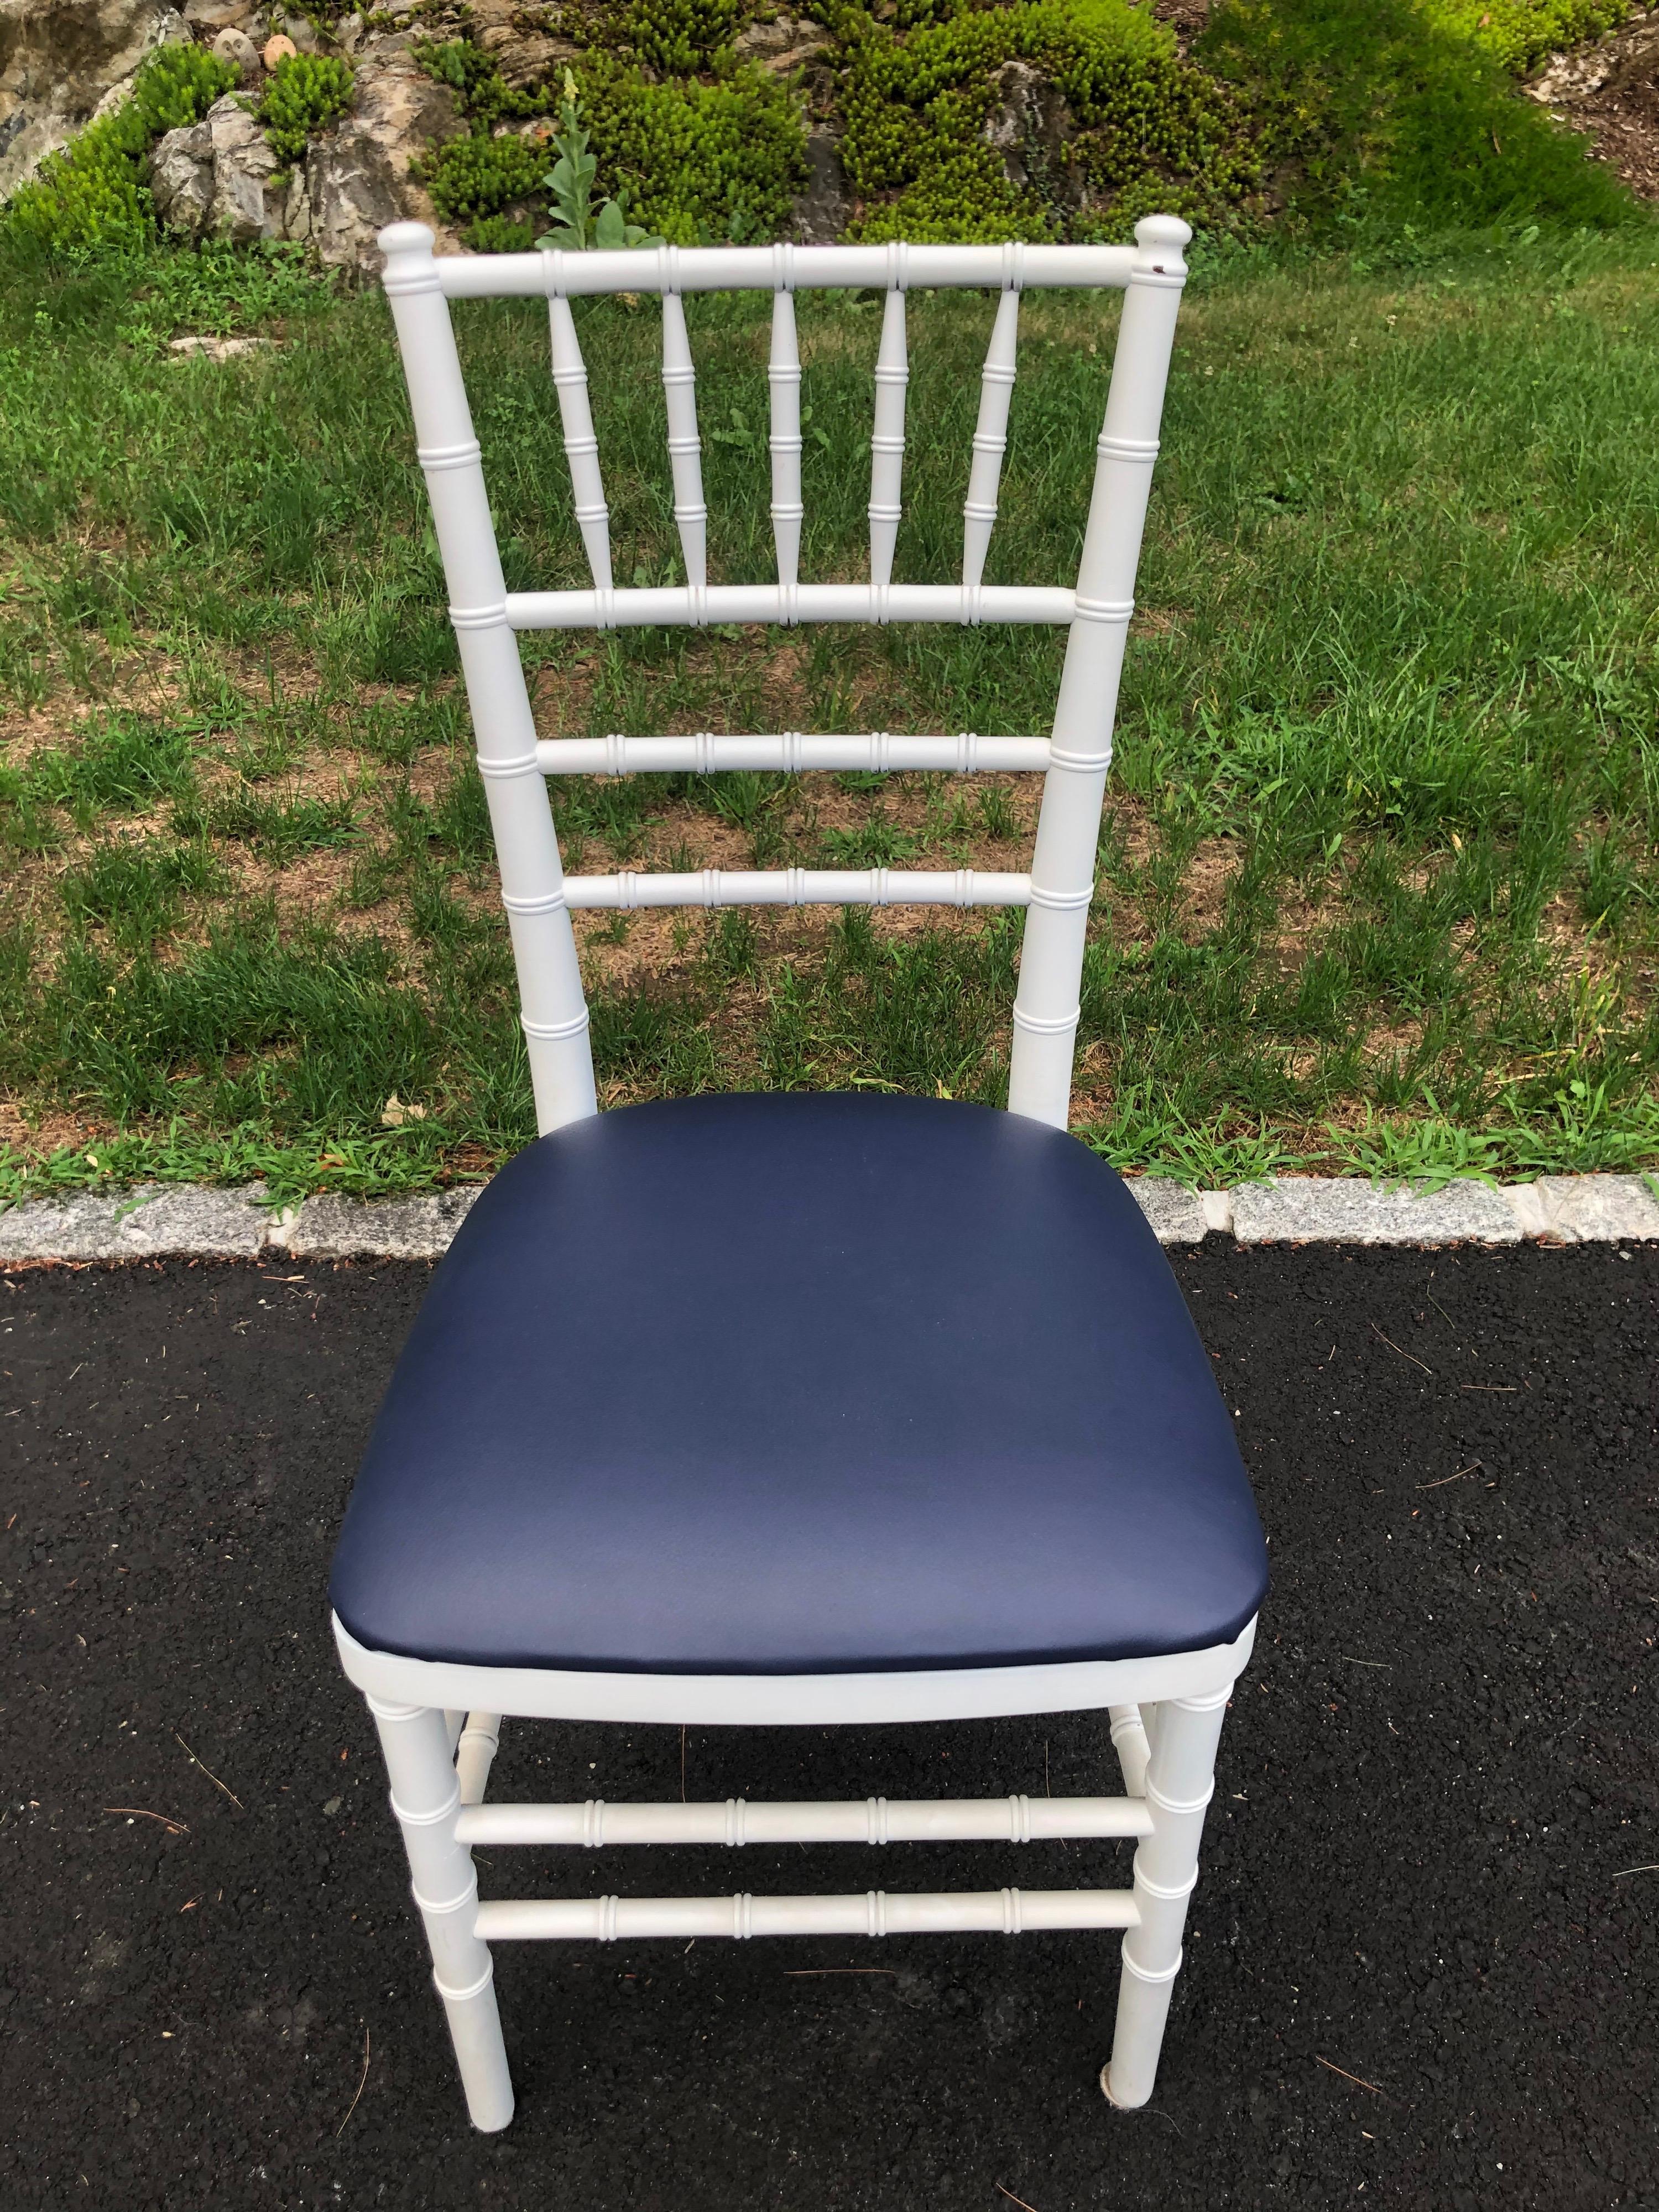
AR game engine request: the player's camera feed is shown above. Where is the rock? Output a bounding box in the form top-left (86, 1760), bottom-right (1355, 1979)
top-left (278, 10), bottom-right (319, 54)
top-left (182, 0), bottom-right (256, 27)
top-left (467, 0), bottom-right (579, 90)
top-left (0, 1182), bottom-right (273, 1261)
top-left (262, 31), bottom-right (296, 69)
top-left (150, 91), bottom-right (282, 241)
top-left (1126, 1176), bottom-right (1211, 1244)
top-left (149, 55), bottom-right (458, 260)
top-left (1230, 1176), bottom-right (1523, 1246)
top-left (0, 0), bottom-right (190, 199)
top-left (203, 90), bottom-right (281, 238)
top-left (982, 57), bottom-right (1078, 203)
top-left (149, 112), bottom-right (214, 229)
top-left (168, 331), bottom-right (274, 357)
top-left (1536, 1173), bottom-right (1659, 1243)
top-left (286, 1187), bottom-right (481, 1260)
top-left (792, 123), bottom-right (846, 241)
top-left (209, 24), bottom-right (259, 81)
top-left (292, 53), bottom-right (462, 269)
top-left (734, 12), bottom-right (833, 71)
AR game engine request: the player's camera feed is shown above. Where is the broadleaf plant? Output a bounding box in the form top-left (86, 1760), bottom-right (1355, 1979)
top-left (536, 72), bottom-right (660, 251)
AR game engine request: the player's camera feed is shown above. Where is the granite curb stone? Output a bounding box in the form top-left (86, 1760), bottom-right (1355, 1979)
top-left (1229, 1176), bottom-right (1523, 1246)
top-left (284, 1187), bottom-right (482, 1259)
top-left (1125, 1177), bottom-right (1210, 1244)
top-left (0, 1183), bottom-right (272, 1261)
top-left (1536, 1173), bottom-right (1659, 1243)
top-left (2, 1175), bottom-right (1656, 1260)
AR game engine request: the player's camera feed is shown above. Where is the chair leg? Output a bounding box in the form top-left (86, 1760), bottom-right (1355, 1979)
top-left (369, 1696), bottom-right (514, 2132)
top-left (456, 1712), bottom-right (503, 1807)
top-left (1107, 1703), bottom-right (1151, 1796)
top-left (1102, 1682), bottom-right (1230, 2110)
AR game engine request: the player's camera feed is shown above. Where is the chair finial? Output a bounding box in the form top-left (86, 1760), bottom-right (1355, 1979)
top-left (1131, 215), bottom-right (1192, 279)
top-left (378, 222), bottom-right (440, 296)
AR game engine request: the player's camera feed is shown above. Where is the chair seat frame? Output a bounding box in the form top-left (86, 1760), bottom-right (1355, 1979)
top-left (343, 212), bottom-right (1260, 2136)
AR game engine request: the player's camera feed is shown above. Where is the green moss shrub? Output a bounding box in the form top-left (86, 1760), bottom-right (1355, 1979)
top-left (2, 45), bottom-right (237, 253)
top-left (1201, 0), bottom-right (1635, 229)
top-left (255, 53), bottom-right (356, 169)
top-left (617, 0), bottom-right (752, 76)
top-left (414, 129), bottom-right (550, 227)
top-left (830, 0), bottom-right (1257, 242)
top-left (411, 39), bottom-right (551, 127)
top-left (577, 55), bottom-right (807, 244)
top-left (1425, 0), bottom-right (1632, 74)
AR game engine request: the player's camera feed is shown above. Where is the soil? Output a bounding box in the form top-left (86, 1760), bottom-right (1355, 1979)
top-left (1, 1245), bottom-right (1656, 2210)
top-left (1530, 8), bottom-right (1659, 201)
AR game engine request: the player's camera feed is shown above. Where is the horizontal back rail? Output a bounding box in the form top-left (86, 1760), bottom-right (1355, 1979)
top-left (535, 733), bottom-right (1052, 776)
top-left (500, 583), bottom-right (1077, 631)
top-left (406, 241), bottom-right (1144, 304)
top-left (559, 869), bottom-right (1030, 911)
top-left (457, 1793), bottom-right (1152, 1848)
top-left (474, 1887), bottom-right (1140, 1943)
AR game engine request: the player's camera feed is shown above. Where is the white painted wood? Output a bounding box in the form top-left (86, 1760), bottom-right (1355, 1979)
top-left (868, 279), bottom-right (909, 586)
top-left (769, 286), bottom-right (802, 587)
top-left (371, 1698), bottom-right (513, 2131)
top-left (335, 1616), bottom-right (1254, 1726)
top-left (962, 286), bottom-right (1020, 588)
top-left (456, 1794), bottom-right (1152, 1848)
top-left (365, 216), bottom-right (1217, 2133)
top-left (1108, 1703), bottom-right (1152, 1797)
top-left (1103, 1682), bottom-right (1230, 2109)
top-left (545, 296), bottom-right (612, 592)
top-left (379, 222), bottom-right (596, 1139)
top-left (660, 288), bottom-right (707, 588)
top-left (535, 733), bottom-right (1050, 775)
top-left (455, 1712), bottom-right (501, 1807)
top-left (476, 1888), bottom-right (1138, 1943)
top-left (1008, 215), bottom-right (1191, 1129)
top-left (563, 869), bottom-right (1029, 911)
top-left (449, 240), bottom-right (1140, 299)
top-left (504, 582), bottom-right (1076, 629)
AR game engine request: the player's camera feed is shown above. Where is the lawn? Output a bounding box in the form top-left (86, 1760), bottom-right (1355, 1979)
top-left (2, 221), bottom-right (1657, 1203)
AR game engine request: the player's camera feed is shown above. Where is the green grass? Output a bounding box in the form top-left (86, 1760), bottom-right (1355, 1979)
top-left (2, 219), bottom-right (1658, 1200)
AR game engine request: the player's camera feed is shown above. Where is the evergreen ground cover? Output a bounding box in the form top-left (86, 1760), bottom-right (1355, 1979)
top-left (1, 216), bottom-right (1657, 1202)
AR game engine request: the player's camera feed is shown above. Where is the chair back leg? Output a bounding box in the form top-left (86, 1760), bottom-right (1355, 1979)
top-left (1102, 1683), bottom-right (1231, 2108)
top-left (371, 1696), bottom-right (515, 2131)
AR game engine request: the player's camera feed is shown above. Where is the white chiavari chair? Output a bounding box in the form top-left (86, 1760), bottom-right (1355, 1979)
top-left (329, 215), bottom-right (1267, 2133)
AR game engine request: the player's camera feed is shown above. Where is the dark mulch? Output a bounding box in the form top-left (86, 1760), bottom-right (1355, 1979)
top-left (2, 1245), bottom-right (1656, 2210)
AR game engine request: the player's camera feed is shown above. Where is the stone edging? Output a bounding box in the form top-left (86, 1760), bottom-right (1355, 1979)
top-left (0, 1174), bottom-right (1656, 1263)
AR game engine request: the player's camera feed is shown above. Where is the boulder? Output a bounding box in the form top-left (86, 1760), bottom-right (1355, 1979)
top-left (149, 56), bottom-right (459, 260)
top-left (149, 111), bottom-right (213, 227)
top-left (151, 90), bottom-right (281, 241)
top-left (0, 0), bottom-right (190, 198)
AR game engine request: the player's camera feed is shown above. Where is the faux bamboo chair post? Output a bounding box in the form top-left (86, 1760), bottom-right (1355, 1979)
top-left (338, 215), bottom-right (1267, 2137)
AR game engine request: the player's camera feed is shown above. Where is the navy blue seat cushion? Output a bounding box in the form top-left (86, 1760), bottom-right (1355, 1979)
top-left (330, 1094), bottom-right (1267, 1674)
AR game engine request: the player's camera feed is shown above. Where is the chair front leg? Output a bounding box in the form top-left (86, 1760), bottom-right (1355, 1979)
top-left (369, 1696), bottom-right (514, 2132)
top-left (1103, 1682), bottom-right (1230, 2109)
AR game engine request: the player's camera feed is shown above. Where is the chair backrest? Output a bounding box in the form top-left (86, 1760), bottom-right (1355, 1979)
top-left (377, 218), bottom-right (1191, 1136)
